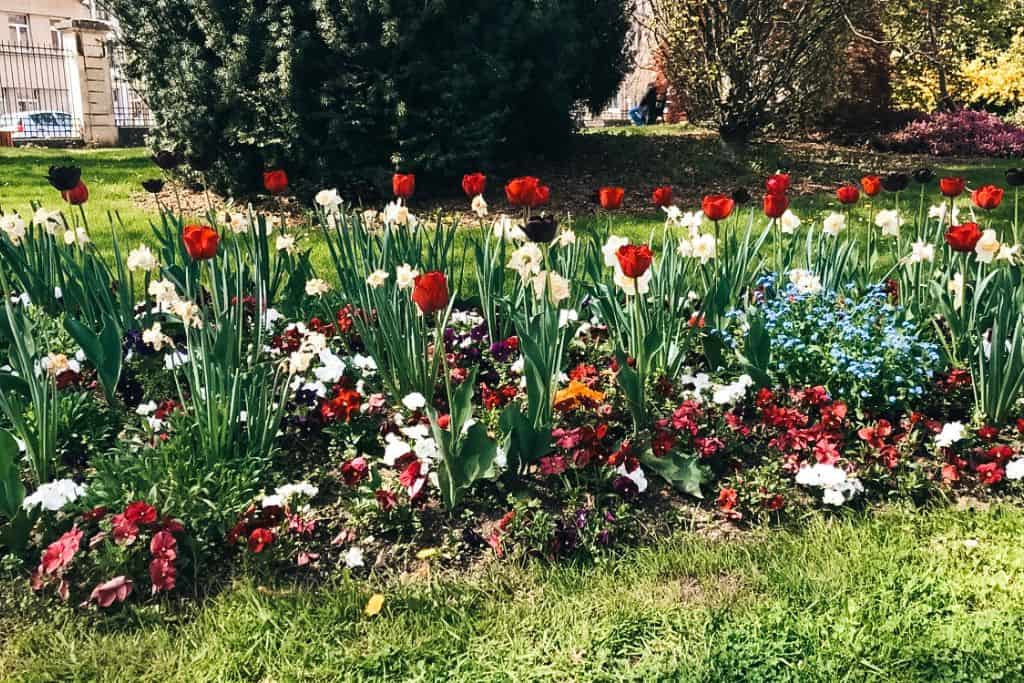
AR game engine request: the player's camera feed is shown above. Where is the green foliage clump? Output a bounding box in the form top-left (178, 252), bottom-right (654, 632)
top-left (106, 0), bottom-right (633, 197)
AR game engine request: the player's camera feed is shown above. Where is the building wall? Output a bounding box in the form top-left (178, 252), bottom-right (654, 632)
top-left (0, 0), bottom-right (94, 46)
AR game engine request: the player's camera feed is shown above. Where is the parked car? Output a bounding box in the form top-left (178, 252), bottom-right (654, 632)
top-left (0, 110), bottom-right (77, 140)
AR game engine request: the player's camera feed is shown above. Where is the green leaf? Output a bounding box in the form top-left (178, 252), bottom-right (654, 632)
top-left (499, 403), bottom-right (551, 474)
top-left (0, 430), bottom-right (25, 520)
top-left (639, 449), bottom-right (707, 499)
top-left (0, 373), bottom-right (30, 400)
top-left (64, 314), bottom-right (122, 405)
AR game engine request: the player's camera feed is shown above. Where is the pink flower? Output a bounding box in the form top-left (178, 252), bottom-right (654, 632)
top-left (149, 558), bottom-right (176, 594)
top-left (89, 576), bottom-right (133, 607)
top-left (111, 513), bottom-right (139, 545)
top-left (39, 527), bottom-right (83, 575)
top-left (149, 530), bottom-right (177, 561)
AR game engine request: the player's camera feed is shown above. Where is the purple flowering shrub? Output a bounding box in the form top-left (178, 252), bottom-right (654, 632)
top-left (882, 110), bottom-right (1024, 157)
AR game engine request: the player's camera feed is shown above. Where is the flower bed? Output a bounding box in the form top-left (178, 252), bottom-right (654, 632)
top-left (1, 162), bottom-right (1024, 610)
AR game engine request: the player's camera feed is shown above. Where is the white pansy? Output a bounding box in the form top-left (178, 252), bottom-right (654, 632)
top-left (602, 235), bottom-right (630, 267)
top-left (822, 212), bottom-right (845, 237)
top-left (875, 209), bottom-right (901, 237)
top-left (136, 401), bottom-right (157, 416)
top-left (616, 464), bottom-right (648, 493)
top-left (305, 278), bottom-right (331, 297)
top-left (383, 434), bottom-right (412, 466)
top-left (164, 350), bottom-right (189, 369)
top-left (366, 270), bottom-right (390, 288)
top-left (344, 546), bottom-right (365, 568)
top-left (126, 244), bottom-right (159, 272)
top-left (779, 209), bottom-right (801, 234)
top-left (275, 481), bottom-right (319, 501)
top-left (1006, 459), bottom-right (1024, 480)
top-left (22, 479), bottom-right (86, 511)
top-left (402, 392), bottom-right (427, 411)
top-left (935, 421), bottom-right (965, 448)
top-left (711, 374), bottom-right (753, 405)
top-left (313, 349), bottom-right (346, 384)
top-left (287, 351), bottom-right (313, 375)
top-left (975, 229), bottom-right (1000, 264)
top-left (471, 194), bottom-right (488, 218)
top-left (261, 494), bottom-right (283, 509)
top-left (395, 263), bottom-right (420, 289)
top-left (352, 354), bottom-right (378, 374)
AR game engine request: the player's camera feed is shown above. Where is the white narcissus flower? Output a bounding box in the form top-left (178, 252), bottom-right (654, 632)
top-left (276, 234), bottom-right (296, 253)
top-left (64, 227), bottom-right (90, 246)
top-left (531, 271), bottom-right (571, 306)
top-left (315, 188), bottom-right (342, 210)
top-left (690, 233), bottom-right (716, 264)
top-left (602, 235), bottom-right (630, 267)
top-left (558, 308), bottom-right (578, 329)
top-left (822, 212), bottom-right (845, 237)
top-left (974, 229), bottom-right (1000, 264)
top-left (172, 300), bottom-right (203, 329)
top-left (679, 210), bottom-right (704, 235)
top-left (997, 244), bottom-right (1020, 262)
top-left (224, 212), bottom-right (249, 234)
top-left (305, 278), bottom-right (331, 297)
top-left (929, 203), bottom-right (960, 225)
top-left (1, 212), bottom-right (27, 245)
top-left (126, 244), bottom-right (159, 272)
top-left (32, 207), bottom-right (63, 234)
top-left (779, 209), bottom-right (801, 234)
top-left (553, 229), bottom-right (576, 247)
top-left (471, 194), bottom-right (488, 218)
top-left (395, 263), bottom-right (419, 289)
top-left (148, 278), bottom-right (179, 309)
top-left (875, 209), bottom-right (900, 237)
top-left (493, 214), bottom-right (525, 242)
top-left (947, 272), bottom-right (964, 309)
top-left (366, 270), bottom-right (390, 288)
top-left (907, 240), bottom-right (935, 264)
top-left (383, 200), bottom-right (415, 227)
top-left (507, 243), bottom-right (543, 281)
top-left (613, 266), bottom-right (653, 295)
top-left (142, 322), bottom-right (172, 351)
top-left (662, 205), bottom-right (682, 226)
top-left (934, 421), bottom-right (965, 448)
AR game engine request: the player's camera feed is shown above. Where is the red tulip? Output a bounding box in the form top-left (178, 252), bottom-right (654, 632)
top-left (971, 184), bottom-right (1004, 210)
top-left (763, 192), bottom-right (789, 219)
top-left (860, 175), bottom-right (882, 197)
top-left (263, 169), bottom-right (288, 195)
top-left (836, 184), bottom-right (860, 205)
top-left (651, 186), bottom-right (673, 207)
top-left (701, 194), bottom-right (735, 221)
top-left (392, 173), bottom-right (415, 199)
top-left (61, 180), bottom-right (89, 205)
top-left (616, 244), bottom-right (653, 279)
top-left (939, 177), bottom-right (965, 198)
top-left (461, 172), bottom-right (486, 197)
top-left (411, 271), bottom-right (449, 315)
top-left (765, 173), bottom-right (790, 196)
top-left (945, 222), bottom-right (983, 252)
top-left (598, 186), bottom-right (625, 210)
top-left (182, 224), bottom-right (219, 260)
top-left (505, 176), bottom-right (550, 208)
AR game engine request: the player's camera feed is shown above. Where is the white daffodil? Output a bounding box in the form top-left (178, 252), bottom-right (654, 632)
top-left (471, 194), bottom-right (488, 218)
top-left (508, 243), bottom-right (544, 281)
top-left (875, 209), bottom-right (901, 237)
top-left (974, 229), bottom-right (1001, 264)
top-left (531, 271), bottom-right (571, 306)
top-left (396, 263), bottom-right (419, 289)
top-left (822, 212), bottom-right (845, 237)
top-left (315, 188), bottom-right (342, 210)
top-left (126, 244), bottom-right (159, 272)
top-left (1, 212), bottom-right (27, 245)
top-left (907, 240), bottom-right (935, 264)
top-left (602, 235), bottom-right (630, 267)
top-left (779, 209), bottom-right (801, 234)
top-left (305, 278), bottom-right (331, 297)
top-left (366, 270), bottom-right (390, 288)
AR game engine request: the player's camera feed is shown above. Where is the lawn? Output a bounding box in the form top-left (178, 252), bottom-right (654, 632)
top-left (2, 504), bottom-right (1023, 682)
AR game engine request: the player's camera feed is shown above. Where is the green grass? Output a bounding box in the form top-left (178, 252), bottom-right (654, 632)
top-left (3, 505), bottom-right (1024, 681)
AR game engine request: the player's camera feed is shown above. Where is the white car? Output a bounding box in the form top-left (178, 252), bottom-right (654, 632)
top-left (0, 110), bottom-right (77, 140)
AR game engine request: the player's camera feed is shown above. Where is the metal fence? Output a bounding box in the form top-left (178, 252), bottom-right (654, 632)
top-left (110, 45), bottom-right (151, 129)
top-left (0, 41), bottom-right (81, 140)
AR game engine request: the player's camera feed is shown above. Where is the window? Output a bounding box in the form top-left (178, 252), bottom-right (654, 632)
top-left (50, 20), bottom-right (62, 49)
top-left (8, 14), bottom-right (30, 46)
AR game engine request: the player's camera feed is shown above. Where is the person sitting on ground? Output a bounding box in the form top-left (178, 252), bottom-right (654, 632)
top-left (629, 83), bottom-right (660, 126)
